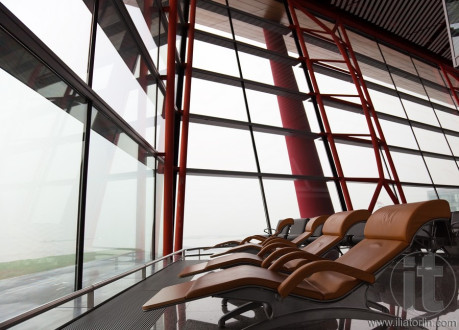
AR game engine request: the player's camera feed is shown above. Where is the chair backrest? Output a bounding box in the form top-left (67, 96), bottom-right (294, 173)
top-left (272, 218), bottom-right (294, 238)
top-left (305, 215), bottom-right (329, 236)
top-left (287, 218), bottom-right (309, 240)
top-left (303, 209), bottom-right (370, 255)
top-left (291, 215), bottom-right (329, 245)
top-left (300, 200), bottom-right (451, 300)
top-left (451, 211), bottom-right (459, 236)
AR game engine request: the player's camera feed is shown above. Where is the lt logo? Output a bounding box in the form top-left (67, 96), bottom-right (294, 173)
top-left (390, 251), bottom-right (456, 315)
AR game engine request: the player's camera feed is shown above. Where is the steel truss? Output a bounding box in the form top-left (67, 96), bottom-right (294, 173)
top-left (288, 0), bottom-right (406, 211)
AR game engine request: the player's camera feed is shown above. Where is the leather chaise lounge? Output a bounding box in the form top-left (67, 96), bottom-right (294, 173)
top-left (179, 209), bottom-right (370, 277)
top-left (143, 200), bottom-right (451, 329)
top-left (210, 215), bottom-right (329, 257)
top-left (211, 217), bottom-right (294, 249)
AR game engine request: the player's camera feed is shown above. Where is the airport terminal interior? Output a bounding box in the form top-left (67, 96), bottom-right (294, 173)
top-left (1, 0), bottom-right (459, 328)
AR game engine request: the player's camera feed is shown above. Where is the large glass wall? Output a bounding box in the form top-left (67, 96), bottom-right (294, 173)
top-left (1, 0), bottom-right (459, 325)
top-left (181, 0), bottom-right (459, 248)
top-left (0, 0), bottom-right (165, 322)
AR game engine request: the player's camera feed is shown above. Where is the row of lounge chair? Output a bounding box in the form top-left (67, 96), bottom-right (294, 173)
top-left (143, 199), bottom-right (452, 329)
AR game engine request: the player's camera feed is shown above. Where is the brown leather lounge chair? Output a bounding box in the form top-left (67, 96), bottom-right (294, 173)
top-left (143, 200), bottom-right (451, 329)
top-left (210, 217), bottom-right (294, 249)
top-left (179, 209), bottom-right (369, 278)
top-left (211, 215), bottom-right (329, 257)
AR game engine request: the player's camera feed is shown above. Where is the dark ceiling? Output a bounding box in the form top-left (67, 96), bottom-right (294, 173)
top-left (328, 0), bottom-right (451, 63)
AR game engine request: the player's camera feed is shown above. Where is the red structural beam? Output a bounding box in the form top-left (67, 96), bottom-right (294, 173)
top-left (288, 0), bottom-right (353, 210)
top-left (440, 64), bottom-right (459, 109)
top-left (263, 28), bottom-right (334, 217)
top-left (163, 0), bottom-right (177, 256)
top-left (174, 0), bottom-right (197, 252)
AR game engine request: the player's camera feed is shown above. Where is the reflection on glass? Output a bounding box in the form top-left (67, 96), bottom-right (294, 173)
top-left (443, 0), bottom-right (459, 67)
top-left (403, 185), bottom-right (438, 203)
top-left (84, 109), bottom-right (154, 286)
top-left (3, 0), bottom-right (92, 80)
top-left (183, 175), bottom-right (266, 248)
top-left (437, 187), bottom-right (459, 211)
top-left (0, 29), bottom-right (86, 320)
top-left (123, 0), bottom-right (162, 69)
top-left (93, 0), bottom-right (157, 142)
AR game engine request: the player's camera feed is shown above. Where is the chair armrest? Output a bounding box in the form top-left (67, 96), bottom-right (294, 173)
top-left (240, 235), bottom-right (266, 244)
top-left (265, 250), bottom-right (323, 270)
top-left (261, 236), bottom-right (285, 246)
top-left (271, 218), bottom-right (295, 236)
top-left (258, 241), bottom-right (297, 256)
top-left (259, 247), bottom-right (301, 267)
top-left (278, 260), bottom-right (375, 298)
top-left (211, 240), bottom-right (240, 248)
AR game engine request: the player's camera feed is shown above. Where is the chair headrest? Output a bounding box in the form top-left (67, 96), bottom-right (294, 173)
top-left (305, 215), bottom-right (328, 232)
top-left (364, 200), bottom-right (451, 243)
top-left (322, 209), bottom-right (370, 236)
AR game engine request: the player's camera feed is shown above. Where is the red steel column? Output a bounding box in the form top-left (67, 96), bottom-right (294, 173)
top-left (174, 0), bottom-right (197, 252)
top-left (163, 0), bottom-right (177, 256)
top-left (263, 29), bottom-right (334, 217)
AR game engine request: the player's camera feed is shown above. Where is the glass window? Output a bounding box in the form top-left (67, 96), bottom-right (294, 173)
top-left (196, 5), bottom-right (232, 39)
top-left (84, 109), bottom-right (155, 285)
top-left (92, 2), bottom-right (157, 143)
top-left (193, 40), bottom-right (240, 76)
top-left (246, 89), bottom-right (316, 131)
top-left (239, 51), bottom-right (274, 85)
top-left (2, 0), bottom-right (92, 80)
top-left (187, 123), bottom-right (258, 171)
top-left (0, 29), bottom-right (86, 319)
top-left (413, 127), bottom-right (452, 155)
top-left (368, 88), bottom-right (407, 118)
top-left (325, 106), bottom-right (370, 134)
top-left (183, 175), bottom-right (266, 247)
top-left (437, 188), bottom-right (459, 211)
top-left (315, 72), bottom-right (357, 96)
top-left (446, 134), bottom-right (459, 156)
top-left (391, 151), bottom-right (432, 184)
top-left (155, 89), bottom-right (165, 152)
top-left (190, 78), bottom-right (248, 121)
top-left (379, 119), bottom-right (418, 149)
top-left (123, 0), bottom-right (162, 69)
top-left (435, 108), bottom-right (459, 131)
top-left (335, 144), bottom-right (379, 178)
top-left (254, 132), bottom-right (325, 176)
top-left (347, 182), bottom-right (394, 211)
top-left (400, 97), bottom-right (439, 125)
top-left (262, 179), bottom-right (301, 220)
top-left (403, 185), bottom-right (438, 203)
top-left (424, 157), bottom-right (459, 185)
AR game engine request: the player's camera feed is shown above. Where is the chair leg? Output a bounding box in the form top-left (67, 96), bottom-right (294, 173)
top-left (218, 301), bottom-right (265, 328)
